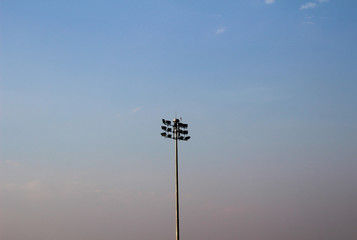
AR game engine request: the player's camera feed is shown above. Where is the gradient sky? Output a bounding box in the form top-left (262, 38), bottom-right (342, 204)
top-left (1, 0), bottom-right (357, 239)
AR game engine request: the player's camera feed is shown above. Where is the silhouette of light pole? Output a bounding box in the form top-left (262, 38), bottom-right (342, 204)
top-left (161, 118), bottom-right (190, 240)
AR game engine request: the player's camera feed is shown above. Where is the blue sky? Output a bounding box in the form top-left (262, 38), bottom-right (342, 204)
top-left (1, 1), bottom-right (357, 239)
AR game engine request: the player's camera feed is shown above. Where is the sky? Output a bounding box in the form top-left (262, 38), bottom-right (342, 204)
top-left (1, 0), bottom-right (357, 239)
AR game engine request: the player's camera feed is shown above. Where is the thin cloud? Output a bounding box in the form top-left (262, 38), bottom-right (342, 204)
top-left (2, 179), bottom-right (103, 201)
top-left (215, 26), bottom-right (226, 35)
top-left (5, 160), bottom-right (21, 167)
top-left (131, 107), bottom-right (141, 113)
top-left (265, 0), bottom-right (275, 4)
top-left (300, 0), bottom-right (329, 10)
top-left (300, 2), bottom-right (317, 10)
top-left (303, 16), bottom-right (315, 24)
top-left (25, 180), bottom-right (44, 192)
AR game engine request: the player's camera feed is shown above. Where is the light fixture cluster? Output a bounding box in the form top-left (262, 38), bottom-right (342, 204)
top-left (161, 118), bottom-right (191, 141)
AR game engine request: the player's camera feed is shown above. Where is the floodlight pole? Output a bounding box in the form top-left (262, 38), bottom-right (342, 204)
top-left (174, 124), bottom-right (180, 240)
top-left (161, 118), bottom-right (190, 240)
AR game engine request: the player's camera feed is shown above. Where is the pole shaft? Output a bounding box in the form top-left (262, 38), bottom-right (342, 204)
top-left (175, 128), bottom-right (180, 240)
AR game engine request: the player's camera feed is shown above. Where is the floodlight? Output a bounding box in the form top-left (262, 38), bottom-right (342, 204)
top-left (162, 126), bottom-right (167, 131)
top-left (162, 119), bottom-right (166, 124)
top-left (166, 120), bottom-right (171, 125)
top-left (184, 136), bottom-right (190, 140)
top-left (167, 128), bottom-right (172, 132)
top-left (179, 130), bottom-right (187, 135)
top-left (167, 134), bottom-right (172, 138)
top-left (179, 136), bottom-right (184, 140)
top-left (179, 123), bottom-right (188, 128)
top-left (161, 132), bottom-right (167, 137)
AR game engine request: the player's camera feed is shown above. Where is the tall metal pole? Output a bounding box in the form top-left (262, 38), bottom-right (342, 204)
top-left (175, 126), bottom-right (180, 240)
top-left (161, 118), bottom-right (190, 240)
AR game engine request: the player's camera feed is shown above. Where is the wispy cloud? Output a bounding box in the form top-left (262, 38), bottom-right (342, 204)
top-left (5, 160), bottom-right (21, 167)
top-left (303, 16), bottom-right (315, 24)
top-left (131, 107), bottom-right (141, 113)
top-left (215, 26), bottom-right (226, 35)
top-left (300, 0), bottom-right (329, 10)
top-left (2, 179), bottom-right (103, 201)
top-left (300, 2), bottom-right (317, 10)
top-left (265, 0), bottom-right (275, 4)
